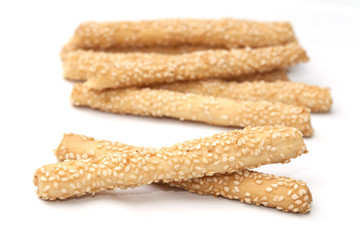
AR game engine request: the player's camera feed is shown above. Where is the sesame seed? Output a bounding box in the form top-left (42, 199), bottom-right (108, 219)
top-left (291, 194), bottom-right (299, 200)
top-left (299, 189), bottom-right (307, 197)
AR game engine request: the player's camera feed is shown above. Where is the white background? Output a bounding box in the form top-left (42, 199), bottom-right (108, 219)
top-left (1, 0), bottom-right (359, 239)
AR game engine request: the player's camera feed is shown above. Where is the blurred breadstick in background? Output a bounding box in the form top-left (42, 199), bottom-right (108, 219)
top-left (71, 84), bottom-right (313, 136)
top-left (34, 125), bottom-right (307, 200)
top-left (61, 47), bottom-right (289, 82)
top-left (55, 133), bottom-right (311, 213)
top-left (85, 42), bottom-right (308, 89)
top-left (153, 80), bottom-right (332, 113)
top-left (70, 19), bottom-right (296, 50)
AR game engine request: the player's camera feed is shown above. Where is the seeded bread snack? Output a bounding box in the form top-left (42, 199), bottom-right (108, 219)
top-left (85, 42), bottom-right (308, 89)
top-left (154, 80), bottom-right (332, 113)
top-left (71, 84), bottom-right (314, 137)
top-left (166, 171), bottom-right (312, 213)
top-left (34, 126), bottom-right (307, 200)
top-left (54, 132), bottom-right (312, 213)
top-left (70, 19), bottom-right (296, 50)
top-left (61, 47), bottom-right (289, 82)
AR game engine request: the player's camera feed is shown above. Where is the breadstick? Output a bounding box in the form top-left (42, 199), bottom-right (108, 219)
top-left (71, 84), bottom-right (314, 137)
top-left (55, 133), bottom-right (311, 213)
top-left (61, 47), bottom-right (289, 82)
top-left (34, 125), bottom-right (307, 200)
top-left (70, 19), bottom-right (295, 49)
top-left (85, 42), bottom-right (308, 89)
top-left (154, 80), bottom-right (332, 113)
top-left (166, 171), bottom-right (312, 213)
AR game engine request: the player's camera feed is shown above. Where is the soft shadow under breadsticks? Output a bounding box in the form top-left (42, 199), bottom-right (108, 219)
top-left (52, 132), bottom-right (312, 213)
top-left (71, 84), bottom-right (314, 136)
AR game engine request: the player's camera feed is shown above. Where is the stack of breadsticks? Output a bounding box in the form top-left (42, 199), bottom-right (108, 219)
top-left (61, 19), bottom-right (333, 137)
top-left (34, 18), bottom-right (332, 213)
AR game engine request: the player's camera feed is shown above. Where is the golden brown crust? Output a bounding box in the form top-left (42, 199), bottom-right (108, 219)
top-left (34, 126), bottom-right (307, 200)
top-left (85, 42), bottom-right (308, 89)
top-left (154, 80), bottom-right (332, 113)
top-left (54, 133), bottom-right (311, 213)
top-left (70, 84), bottom-right (313, 137)
top-left (70, 19), bottom-right (296, 49)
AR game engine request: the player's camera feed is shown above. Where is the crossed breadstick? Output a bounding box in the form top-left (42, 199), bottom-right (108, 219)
top-left (52, 130), bottom-right (312, 213)
top-left (34, 126), bottom-right (307, 204)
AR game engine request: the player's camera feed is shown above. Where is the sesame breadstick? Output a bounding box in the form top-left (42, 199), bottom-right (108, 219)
top-left (85, 42), bottom-right (308, 89)
top-left (71, 84), bottom-right (314, 137)
top-left (61, 47), bottom-right (289, 82)
top-left (55, 133), bottom-right (311, 213)
top-left (166, 171), bottom-right (312, 213)
top-left (154, 80), bottom-right (332, 113)
top-left (70, 19), bottom-right (295, 49)
top-left (34, 125), bottom-right (307, 200)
